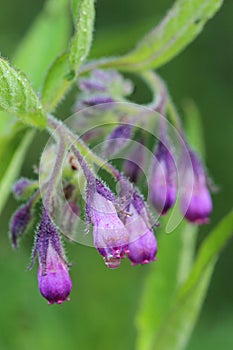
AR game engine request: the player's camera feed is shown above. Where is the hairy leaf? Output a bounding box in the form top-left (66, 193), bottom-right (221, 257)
top-left (0, 112), bottom-right (16, 136)
top-left (69, 0), bottom-right (95, 71)
top-left (0, 59), bottom-right (46, 128)
top-left (42, 0), bottom-right (95, 111)
top-left (81, 0), bottom-right (223, 72)
top-left (72, 0), bottom-right (81, 23)
top-left (41, 53), bottom-right (72, 111)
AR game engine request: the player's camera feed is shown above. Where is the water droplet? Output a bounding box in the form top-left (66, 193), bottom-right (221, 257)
top-left (104, 256), bottom-right (121, 269)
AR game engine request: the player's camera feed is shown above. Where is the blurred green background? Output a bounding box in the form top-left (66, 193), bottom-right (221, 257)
top-left (0, 1), bottom-right (232, 349)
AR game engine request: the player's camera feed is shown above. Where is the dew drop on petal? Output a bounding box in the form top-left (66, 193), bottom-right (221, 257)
top-left (104, 256), bottom-right (121, 269)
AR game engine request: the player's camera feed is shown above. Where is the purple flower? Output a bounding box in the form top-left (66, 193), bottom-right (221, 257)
top-left (125, 191), bottom-right (157, 265)
top-left (87, 180), bottom-right (129, 268)
top-left (33, 209), bottom-right (72, 304)
top-left (150, 141), bottom-right (177, 215)
top-left (10, 203), bottom-right (32, 248)
top-left (180, 150), bottom-right (212, 224)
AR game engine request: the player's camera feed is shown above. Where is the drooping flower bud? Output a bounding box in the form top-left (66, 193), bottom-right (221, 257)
top-left (149, 141), bottom-right (177, 215)
top-left (78, 78), bottom-right (106, 92)
top-left (102, 124), bottom-right (133, 157)
top-left (79, 69), bottom-right (133, 97)
top-left (12, 178), bottom-right (37, 200)
top-left (180, 149), bottom-right (212, 224)
top-left (81, 96), bottom-right (115, 108)
top-left (32, 209), bottom-right (72, 304)
top-left (87, 180), bottom-right (129, 269)
top-left (74, 69), bottom-right (133, 112)
top-left (125, 191), bottom-right (157, 265)
top-left (123, 140), bottom-right (145, 183)
top-left (10, 203), bottom-right (32, 248)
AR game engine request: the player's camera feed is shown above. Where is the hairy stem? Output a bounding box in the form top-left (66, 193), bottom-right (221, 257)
top-left (47, 114), bottom-right (119, 179)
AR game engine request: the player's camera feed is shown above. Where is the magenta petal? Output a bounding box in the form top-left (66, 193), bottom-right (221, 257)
top-left (150, 142), bottom-right (177, 215)
top-left (38, 248), bottom-right (72, 305)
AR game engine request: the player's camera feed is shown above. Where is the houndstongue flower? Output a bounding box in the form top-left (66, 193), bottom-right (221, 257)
top-left (122, 189), bottom-right (157, 265)
top-left (32, 209), bottom-right (72, 304)
top-left (180, 149), bottom-right (212, 224)
top-left (87, 180), bottom-right (129, 269)
top-left (150, 141), bottom-right (177, 215)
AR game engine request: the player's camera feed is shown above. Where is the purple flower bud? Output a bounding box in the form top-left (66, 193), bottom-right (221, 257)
top-left (180, 150), bottom-right (212, 224)
top-left (150, 142), bottom-right (177, 215)
top-left (87, 180), bottom-right (129, 268)
top-left (123, 141), bottom-right (145, 183)
top-left (82, 95), bottom-right (115, 107)
top-left (103, 124), bottom-right (133, 157)
top-left (125, 192), bottom-right (157, 265)
top-left (38, 248), bottom-right (72, 305)
top-left (34, 209), bottom-right (72, 304)
top-left (74, 69), bottom-right (133, 114)
top-left (128, 230), bottom-right (157, 266)
top-left (13, 178), bottom-right (36, 199)
top-left (79, 79), bottom-right (106, 92)
top-left (10, 203), bottom-right (32, 248)
top-left (91, 69), bottom-right (133, 97)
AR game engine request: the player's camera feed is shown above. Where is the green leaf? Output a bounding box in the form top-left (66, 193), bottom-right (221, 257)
top-left (0, 0), bottom-right (70, 211)
top-left (0, 58), bottom-right (47, 128)
top-left (0, 112), bottom-right (16, 136)
top-left (0, 128), bottom-right (35, 213)
top-left (41, 53), bottom-right (72, 112)
top-left (72, 0), bottom-right (81, 23)
top-left (81, 0), bottom-right (223, 73)
top-left (13, 0), bottom-right (71, 89)
top-left (42, 0), bottom-right (95, 112)
top-left (69, 0), bottom-right (95, 71)
top-left (151, 209), bottom-right (233, 350)
top-left (135, 218), bottom-right (198, 350)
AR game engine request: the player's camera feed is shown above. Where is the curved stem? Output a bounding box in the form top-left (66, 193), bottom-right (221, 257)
top-left (44, 137), bottom-right (66, 212)
top-left (45, 71), bottom-right (184, 185)
top-left (47, 114), bottom-right (120, 180)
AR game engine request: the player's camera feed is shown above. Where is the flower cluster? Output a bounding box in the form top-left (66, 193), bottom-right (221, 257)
top-left (149, 139), bottom-right (212, 223)
top-left (86, 179), bottom-right (157, 269)
top-left (8, 69), bottom-right (213, 305)
top-left (74, 69), bottom-right (133, 111)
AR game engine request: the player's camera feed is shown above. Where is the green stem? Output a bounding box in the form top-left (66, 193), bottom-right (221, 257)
top-left (47, 114), bottom-right (120, 179)
top-left (166, 96), bottom-right (183, 132)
